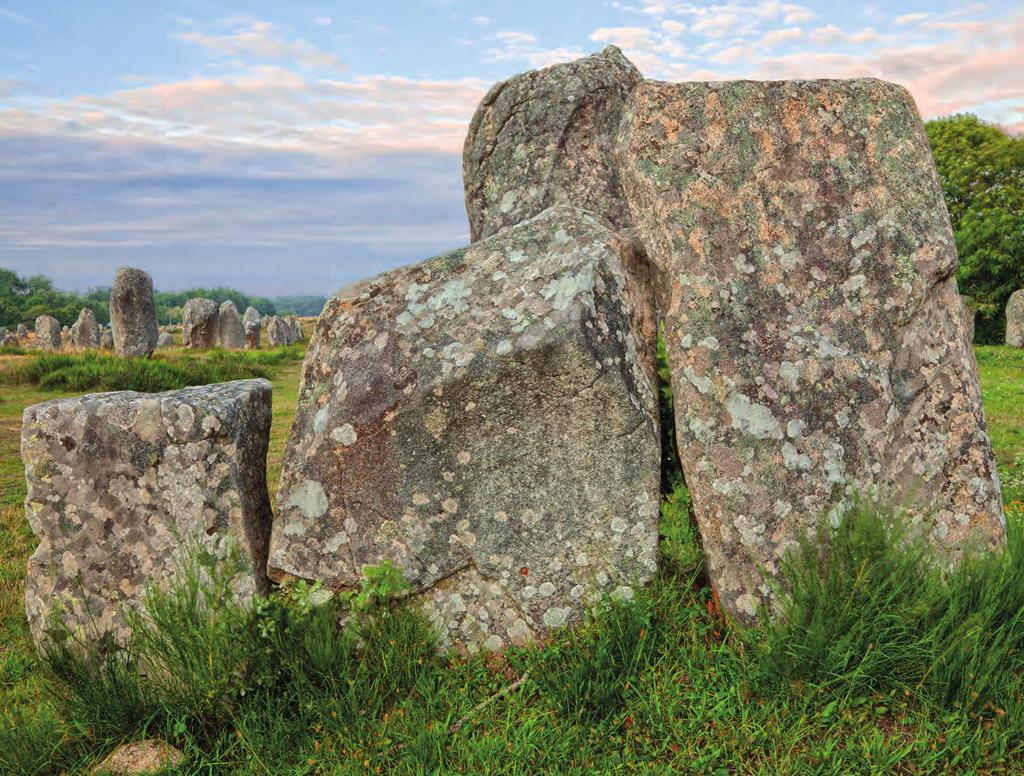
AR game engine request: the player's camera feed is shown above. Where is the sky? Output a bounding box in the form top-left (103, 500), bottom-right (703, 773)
top-left (0, 1), bottom-right (1021, 296)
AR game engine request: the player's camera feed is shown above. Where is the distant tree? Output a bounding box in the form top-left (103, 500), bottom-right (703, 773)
top-left (926, 114), bottom-right (1024, 343)
top-left (273, 296), bottom-right (327, 316)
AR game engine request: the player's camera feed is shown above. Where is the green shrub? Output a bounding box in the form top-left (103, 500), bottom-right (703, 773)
top-left (1, 346), bottom-right (304, 393)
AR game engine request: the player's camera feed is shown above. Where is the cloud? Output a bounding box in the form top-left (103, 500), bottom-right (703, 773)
top-left (759, 26), bottom-right (803, 47)
top-left (590, 26), bottom-right (655, 49)
top-left (483, 31), bottom-right (585, 68)
top-left (0, 5), bottom-right (41, 29)
top-left (0, 66), bottom-right (489, 159)
top-left (894, 12), bottom-right (929, 25)
top-left (174, 18), bottom-right (347, 72)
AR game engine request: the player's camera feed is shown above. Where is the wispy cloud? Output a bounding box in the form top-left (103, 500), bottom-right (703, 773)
top-left (0, 5), bottom-right (41, 29)
top-left (174, 17), bottom-right (347, 72)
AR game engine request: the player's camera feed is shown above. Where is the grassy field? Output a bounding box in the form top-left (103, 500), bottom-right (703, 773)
top-left (0, 344), bottom-right (1021, 774)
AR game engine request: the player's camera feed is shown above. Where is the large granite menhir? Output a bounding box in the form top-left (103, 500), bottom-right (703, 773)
top-left (616, 78), bottom-right (1005, 623)
top-left (269, 206), bottom-right (660, 653)
top-left (110, 266), bottom-right (158, 358)
top-left (22, 379), bottom-right (274, 651)
top-left (463, 46), bottom-right (641, 242)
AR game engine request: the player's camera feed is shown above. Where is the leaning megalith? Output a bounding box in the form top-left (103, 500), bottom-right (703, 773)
top-left (463, 46), bottom-right (641, 242)
top-left (265, 315), bottom-right (291, 347)
top-left (218, 300), bottom-right (245, 349)
top-left (22, 379), bottom-right (274, 651)
top-left (110, 267), bottom-right (159, 358)
top-left (269, 205), bottom-right (660, 654)
top-left (69, 307), bottom-right (100, 349)
top-left (182, 298), bottom-right (219, 349)
top-left (34, 315), bottom-right (61, 351)
top-left (243, 307), bottom-right (261, 349)
top-left (1006, 290), bottom-right (1024, 347)
top-left (616, 78), bottom-right (1005, 623)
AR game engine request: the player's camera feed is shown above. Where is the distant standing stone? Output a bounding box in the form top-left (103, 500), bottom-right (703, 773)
top-left (243, 307), bottom-right (261, 349)
top-left (218, 300), bottom-right (245, 349)
top-left (100, 328), bottom-right (114, 349)
top-left (109, 267), bottom-right (158, 358)
top-left (156, 332), bottom-right (173, 348)
top-left (22, 379), bottom-right (274, 652)
top-left (17, 323), bottom-right (27, 338)
top-left (463, 45), bottom-right (641, 242)
top-left (34, 315), bottom-right (61, 351)
top-left (1, 331), bottom-right (18, 347)
top-left (617, 78), bottom-right (1005, 623)
top-left (182, 298), bottom-right (219, 349)
top-left (69, 307), bottom-right (100, 349)
top-left (265, 315), bottom-right (291, 347)
top-left (287, 315), bottom-right (303, 342)
top-left (1006, 290), bottom-right (1024, 347)
top-left (269, 206), bottom-right (660, 654)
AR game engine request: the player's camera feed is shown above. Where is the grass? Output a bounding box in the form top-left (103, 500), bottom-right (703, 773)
top-left (0, 343), bottom-right (1021, 773)
top-left (0, 345), bottom-right (305, 394)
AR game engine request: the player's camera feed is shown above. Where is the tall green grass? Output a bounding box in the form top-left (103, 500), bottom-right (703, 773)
top-left (0, 347), bottom-right (304, 393)
top-left (3, 485), bottom-right (1022, 773)
top-left (751, 504), bottom-right (1024, 723)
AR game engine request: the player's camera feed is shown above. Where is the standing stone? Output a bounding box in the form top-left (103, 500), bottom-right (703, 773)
top-left (69, 308), bottom-right (100, 349)
top-left (463, 46), bottom-right (641, 242)
top-left (1, 331), bottom-right (18, 347)
top-left (156, 332), bottom-right (174, 348)
top-left (286, 315), bottom-right (303, 342)
top-left (217, 301), bottom-right (245, 349)
top-left (269, 206), bottom-right (660, 654)
top-left (110, 267), bottom-right (158, 358)
top-left (265, 316), bottom-right (290, 347)
top-left (182, 298), bottom-right (219, 349)
top-left (34, 315), bottom-right (61, 351)
top-left (17, 323), bottom-right (27, 338)
top-left (243, 307), bottom-right (261, 349)
top-left (1006, 290), bottom-right (1024, 347)
top-left (22, 379), bottom-right (274, 651)
top-left (100, 328), bottom-right (114, 350)
top-left (617, 78), bottom-right (1005, 623)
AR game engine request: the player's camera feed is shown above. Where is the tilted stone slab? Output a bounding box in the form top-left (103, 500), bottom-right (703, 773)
top-left (22, 379), bottom-right (273, 650)
top-left (269, 205), bottom-right (660, 653)
top-left (463, 46), bottom-right (641, 243)
top-left (616, 78), bottom-right (1005, 623)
